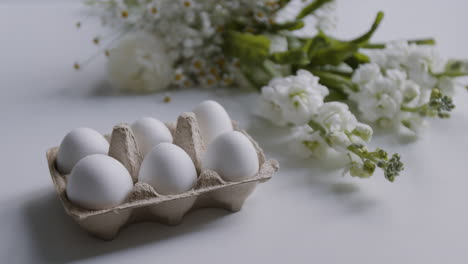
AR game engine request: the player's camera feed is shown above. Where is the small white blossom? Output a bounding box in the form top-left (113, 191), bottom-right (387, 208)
top-left (350, 68), bottom-right (404, 123)
top-left (350, 123), bottom-right (373, 143)
top-left (401, 80), bottom-right (421, 106)
top-left (256, 70), bottom-right (329, 126)
top-left (397, 112), bottom-right (427, 137)
top-left (351, 62), bottom-right (380, 86)
top-left (327, 132), bottom-right (352, 152)
top-left (314, 102), bottom-right (357, 132)
top-left (289, 125), bottom-right (329, 159)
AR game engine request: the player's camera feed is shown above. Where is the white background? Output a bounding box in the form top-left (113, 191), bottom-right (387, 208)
top-left (1, 1), bottom-right (468, 263)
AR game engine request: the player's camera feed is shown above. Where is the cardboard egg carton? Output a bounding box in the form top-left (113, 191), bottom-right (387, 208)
top-left (46, 112), bottom-right (279, 240)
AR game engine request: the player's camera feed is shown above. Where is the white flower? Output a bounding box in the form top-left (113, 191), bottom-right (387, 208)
top-left (327, 132), bottom-right (351, 152)
top-left (314, 102), bottom-right (357, 132)
top-left (370, 40), bottom-right (409, 69)
top-left (350, 123), bottom-right (373, 143)
top-left (397, 112), bottom-right (427, 137)
top-left (313, 102), bottom-right (371, 152)
top-left (365, 40), bottom-right (444, 91)
top-left (256, 70), bottom-right (329, 126)
top-left (401, 80), bottom-right (421, 106)
top-left (253, 9), bottom-right (269, 23)
top-left (386, 68), bottom-right (407, 84)
top-left (351, 62), bottom-right (381, 86)
top-left (256, 94), bottom-right (288, 126)
top-left (289, 125), bottom-right (329, 159)
top-left (108, 32), bottom-right (174, 93)
top-left (350, 71), bottom-right (404, 123)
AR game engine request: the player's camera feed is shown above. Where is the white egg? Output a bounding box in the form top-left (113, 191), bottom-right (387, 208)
top-left (56, 127), bottom-right (109, 174)
top-left (66, 154), bottom-right (134, 210)
top-left (193, 100), bottom-right (233, 146)
top-left (131, 117), bottom-right (173, 157)
top-left (203, 131), bottom-right (259, 182)
top-left (139, 143), bottom-right (197, 195)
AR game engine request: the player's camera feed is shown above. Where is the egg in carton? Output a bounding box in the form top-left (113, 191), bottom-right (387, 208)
top-left (46, 112), bottom-right (279, 240)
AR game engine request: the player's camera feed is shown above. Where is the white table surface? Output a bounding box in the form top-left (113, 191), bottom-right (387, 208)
top-left (1, 1), bottom-right (468, 263)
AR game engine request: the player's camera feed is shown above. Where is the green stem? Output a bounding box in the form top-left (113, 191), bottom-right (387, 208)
top-left (308, 119), bottom-right (327, 135)
top-left (324, 89), bottom-right (348, 102)
top-left (271, 21), bottom-right (305, 32)
top-left (400, 105), bottom-right (425, 113)
top-left (320, 68), bottom-right (353, 78)
top-left (362, 38), bottom-right (436, 49)
top-left (308, 69), bottom-right (359, 93)
top-left (296, 0), bottom-right (333, 19)
top-left (347, 145), bottom-right (377, 163)
top-left (350, 11), bottom-right (384, 45)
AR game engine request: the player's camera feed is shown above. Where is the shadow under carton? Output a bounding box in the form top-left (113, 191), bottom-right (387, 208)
top-left (46, 112), bottom-right (279, 240)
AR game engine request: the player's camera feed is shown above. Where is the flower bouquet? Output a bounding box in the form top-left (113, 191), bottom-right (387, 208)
top-left (76, 0), bottom-right (468, 181)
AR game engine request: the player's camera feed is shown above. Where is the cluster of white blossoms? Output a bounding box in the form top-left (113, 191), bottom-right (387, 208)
top-left (350, 41), bottom-right (461, 135)
top-left (289, 103), bottom-right (373, 159)
top-left (257, 69), bottom-right (405, 180)
top-left (256, 70), bottom-right (329, 126)
top-left (87, 0), bottom-right (337, 93)
top-left (256, 70), bottom-right (383, 177)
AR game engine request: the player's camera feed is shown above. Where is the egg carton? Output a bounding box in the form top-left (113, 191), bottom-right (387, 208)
top-left (46, 112), bottom-right (279, 240)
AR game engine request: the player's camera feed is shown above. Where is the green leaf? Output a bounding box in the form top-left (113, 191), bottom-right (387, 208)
top-left (309, 42), bottom-right (360, 66)
top-left (302, 33), bottom-right (360, 67)
top-left (308, 69), bottom-right (359, 93)
top-left (308, 12), bottom-right (384, 66)
top-left (305, 35), bottom-right (333, 59)
top-left (300, 11), bottom-right (382, 67)
top-left (223, 31), bottom-right (271, 64)
top-left (351, 11), bottom-right (384, 45)
top-left (345, 52), bottom-right (370, 69)
top-left (240, 62), bottom-right (273, 89)
top-left (271, 21), bottom-right (305, 31)
top-left (324, 89), bottom-right (348, 102)
top-left (270, 49), bottom-right (309, 65)
top-left (296, 0), bottom-right (333, 19)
